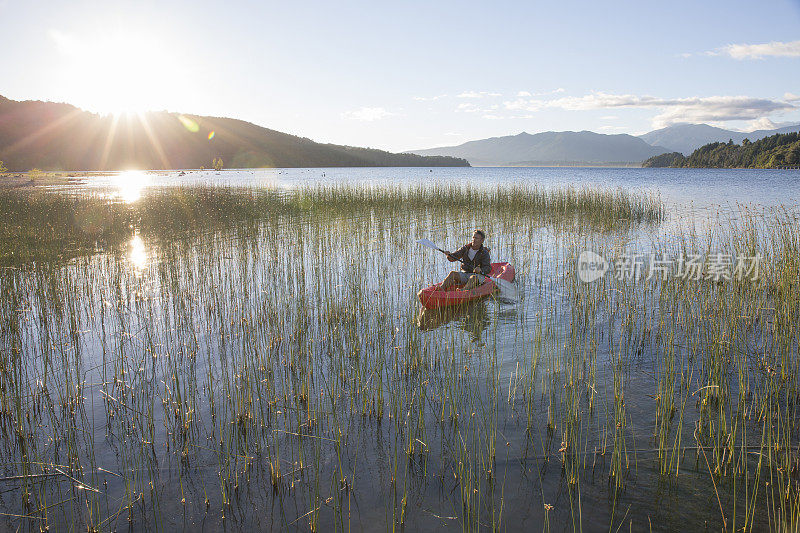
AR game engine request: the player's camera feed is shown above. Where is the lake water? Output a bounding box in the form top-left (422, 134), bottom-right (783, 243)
top-left (3, 166), bottom-right (799, 531)
top-left (75, 165), bottom-right (800, 208)
top-left (73, 166), bottom-right (800, 242)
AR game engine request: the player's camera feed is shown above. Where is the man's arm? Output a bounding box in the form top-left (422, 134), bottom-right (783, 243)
top-left (448, 244), bottom-right (468, 261)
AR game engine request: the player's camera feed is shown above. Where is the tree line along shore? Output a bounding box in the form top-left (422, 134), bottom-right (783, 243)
top-left (643, 132), bottom-right (800, 169)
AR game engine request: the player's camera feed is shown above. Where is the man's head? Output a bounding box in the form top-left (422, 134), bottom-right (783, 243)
top-left (471, 229), bottom-right (485, 249)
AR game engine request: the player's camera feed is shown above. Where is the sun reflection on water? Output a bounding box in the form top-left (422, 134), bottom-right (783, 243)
top-left (113, 170), bottom-right (151, 203)
top-left (128, 235), bottom-right (147, 272)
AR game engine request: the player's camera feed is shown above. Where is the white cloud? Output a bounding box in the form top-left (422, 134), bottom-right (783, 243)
top-left (543, 93), bottom-right (659, 110)
top-left (413, 94), bottom-right (447, 101)
top-left (456, 102), bottom-right (480, 113)
top-left (411, 87), bottom-right (796, 130)
top-left (502, 92), bottom-right (795, 128)
top-left (341, 107), bottom-right (396, 121)
top-left (646, 96), bottom-right (794, 127)
top-left (503, 98), bottom-right (546, 112)
top-left (746, 117), bottom-right (800, 131)
top-left (457, 91), bottom-right (502, 98)
top-left (747, 118), bottom-right (778, 130)
top-left (717, 40), bottom-right (800, 59)
top-left (515, 88), bottom-right (564, 98)
top-left (486, 113), bottom-right (536, 120)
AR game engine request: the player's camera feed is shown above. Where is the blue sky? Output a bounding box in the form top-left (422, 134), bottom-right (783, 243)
top-left (1, 0), bottom-right (799, 151)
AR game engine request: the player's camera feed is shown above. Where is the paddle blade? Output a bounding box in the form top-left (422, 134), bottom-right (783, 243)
top-left (494, 277), bottom-right (514, 290)
top-left (416, 238), bottom-right (443, 252)
top-left (491, 276), bottom-right (518, 300)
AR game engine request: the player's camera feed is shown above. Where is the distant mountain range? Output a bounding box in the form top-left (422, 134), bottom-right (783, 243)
top-left (0, 95), bottom-right (468, 171)
top-left (638, 123), bottom-right (800, 155)
top-left (409, 131), bottom-right (670, 166)
top-left (4, 93), bottom-right (798, 171)
top-left (409, 123), bottom-right (800, 166)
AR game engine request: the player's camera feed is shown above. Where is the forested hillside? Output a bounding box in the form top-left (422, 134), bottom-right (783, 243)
top-left (642, 132), bottom-right (800, 169)
top-left (0, 96), bottom-right (469, 171)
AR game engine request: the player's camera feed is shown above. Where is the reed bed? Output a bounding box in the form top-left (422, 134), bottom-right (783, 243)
top-left (0, 183), bottom-right (662, 264)
top-left (0, 183), bottom-right (796, 531)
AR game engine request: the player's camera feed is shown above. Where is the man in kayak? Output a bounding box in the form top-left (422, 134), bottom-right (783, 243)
top-left (438, 229), bottom-right (491, 291)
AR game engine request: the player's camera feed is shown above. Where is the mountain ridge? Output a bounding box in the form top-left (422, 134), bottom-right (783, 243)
top-left (409, 123), bottom-right (800, 166)
top-left (408, 130), bottom-right (670, 166)
top-left (0, 96), bottom-right (469, 171)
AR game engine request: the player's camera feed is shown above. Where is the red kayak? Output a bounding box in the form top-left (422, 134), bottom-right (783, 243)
top-left (417, 262), bottom-right (515, 310)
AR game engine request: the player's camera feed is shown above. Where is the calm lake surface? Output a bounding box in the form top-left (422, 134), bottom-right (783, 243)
top-left (76, 165), bottom-right (800, 206)
top-left (3, 166), bottom-right (799, 532)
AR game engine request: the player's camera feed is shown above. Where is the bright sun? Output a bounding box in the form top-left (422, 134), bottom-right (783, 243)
top-left (50, 28), bottom-right (186, 115)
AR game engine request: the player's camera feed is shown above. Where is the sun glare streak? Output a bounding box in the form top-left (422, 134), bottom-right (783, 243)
top-left (114, 170), bottom-right (151, 203)
top-left (137, 113), bottom-right (171, 168)
top-left (99, 112), bottom-right (121, 170)
top-left (3, 108), bottom-right (84, 157)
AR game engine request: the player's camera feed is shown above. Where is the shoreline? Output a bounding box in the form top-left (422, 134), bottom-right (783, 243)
top-left (0, 172), bottom-right (93, 189)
